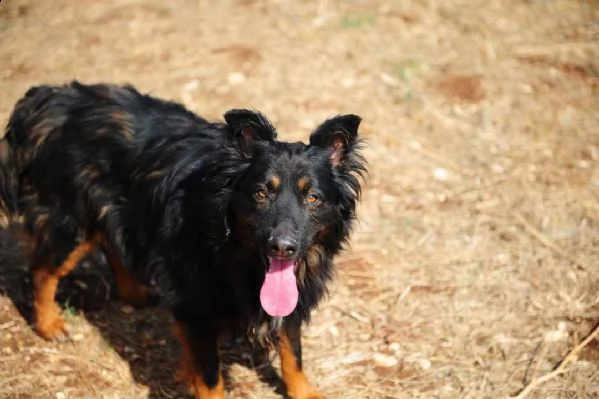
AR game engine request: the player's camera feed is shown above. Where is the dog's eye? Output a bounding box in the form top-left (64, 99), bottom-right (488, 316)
top-left (256, 188), bottom-right (268, 199)
top-left (306, 193), bottom-right (320, 204)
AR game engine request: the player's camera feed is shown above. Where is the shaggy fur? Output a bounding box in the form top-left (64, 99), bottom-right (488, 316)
top-left (0, 82), bottom-right (365, 399)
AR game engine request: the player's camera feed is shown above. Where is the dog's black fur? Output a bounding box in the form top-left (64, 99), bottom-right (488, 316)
top-left (0, 82), bottom-right (365, 398)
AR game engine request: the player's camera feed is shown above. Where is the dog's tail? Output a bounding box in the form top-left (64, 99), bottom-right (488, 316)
top-left (0, 85), bottom-right (61, 226)
top-left (0, 136), bottom-right (19, 226)
top-left (0, 86), bottom-right (36, 226)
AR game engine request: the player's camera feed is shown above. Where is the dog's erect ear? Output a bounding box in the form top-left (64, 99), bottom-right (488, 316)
top-left (224, 109), bottom-right (276, 153)
top-left (309, 114), bottom-right (361, 167)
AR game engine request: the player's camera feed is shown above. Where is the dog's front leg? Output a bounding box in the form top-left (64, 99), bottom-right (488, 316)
top-left (173, 317), bottom-right (224, 399)
top-left (278, 319), bottom-right (325, 399)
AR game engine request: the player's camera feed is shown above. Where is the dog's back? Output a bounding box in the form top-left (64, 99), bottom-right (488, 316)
top-left (5, 84), bottom-right (140, 167)
top-left (1, 81), bottom-right (221, 229)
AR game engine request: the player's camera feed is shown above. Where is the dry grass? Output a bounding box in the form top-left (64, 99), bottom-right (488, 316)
top-left (0, 0), bottom-right (598, 398)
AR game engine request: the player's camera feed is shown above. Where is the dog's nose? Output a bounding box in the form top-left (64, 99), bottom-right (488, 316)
top-left (267, 236), bottom-right (298, 258)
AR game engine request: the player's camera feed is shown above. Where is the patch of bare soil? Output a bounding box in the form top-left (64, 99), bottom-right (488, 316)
top-left (1, 0), bottom-right (598, 398)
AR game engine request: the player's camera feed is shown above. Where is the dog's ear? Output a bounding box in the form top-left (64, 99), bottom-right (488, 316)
top-left (309, 114), bottom-right (361, 167)
top-left (224, 109), bottom-right (276, 153)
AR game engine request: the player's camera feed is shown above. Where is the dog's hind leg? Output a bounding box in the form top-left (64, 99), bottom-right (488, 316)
top-left (32, 240), bottom-right (96, 341)
top-left (277, 320), bottom-right (325, 399)
top-left (30, 218), bottom-right (96, 341)
top-left (173, 317), bottom-right (225, 399)
top-left (101, 243), bottom-right (156, 307)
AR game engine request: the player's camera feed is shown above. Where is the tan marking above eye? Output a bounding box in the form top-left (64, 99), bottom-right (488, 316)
top-left (270, 175), bottom-right (281, 189)
top-left (297, 176), bottom-right (310, 191)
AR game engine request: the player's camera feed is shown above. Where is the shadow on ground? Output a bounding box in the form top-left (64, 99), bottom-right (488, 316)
top-left (0, 225), bottom-right (287, 398)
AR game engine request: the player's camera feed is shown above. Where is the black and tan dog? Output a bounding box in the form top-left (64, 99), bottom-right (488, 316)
top-left (0, 82), bottom-right (366, 399)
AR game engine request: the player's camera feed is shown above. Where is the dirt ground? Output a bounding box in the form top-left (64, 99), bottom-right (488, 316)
top-left (0, 0), bottom-right (598, 398)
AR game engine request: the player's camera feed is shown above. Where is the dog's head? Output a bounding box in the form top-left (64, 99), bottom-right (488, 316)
top-left (224, 109), bottom-right (366, 317)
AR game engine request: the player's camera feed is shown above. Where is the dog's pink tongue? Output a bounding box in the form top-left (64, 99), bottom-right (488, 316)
top-left (260, 258), bottom-right (298, 317)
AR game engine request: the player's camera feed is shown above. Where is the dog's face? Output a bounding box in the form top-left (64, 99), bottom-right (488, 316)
top-left (225, 110), bottom-right (365, 317)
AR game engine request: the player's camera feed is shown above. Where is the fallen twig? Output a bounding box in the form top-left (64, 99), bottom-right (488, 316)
top-left (530, 342), bottom-right (548, 384)
top-left (515, 42), bottom-right (599, 55)
top-left (0, 320), bottom-right (16, 330)
top-left (515, 212), bottom-right (587, 270)
top-left (508, 323), bottom-right (599, 399)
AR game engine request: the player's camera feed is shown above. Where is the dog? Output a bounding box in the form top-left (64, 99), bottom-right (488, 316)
top-left (0, 82), bottom-right (365, 399)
